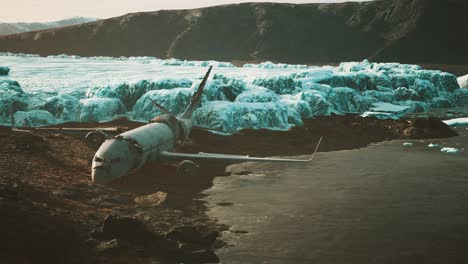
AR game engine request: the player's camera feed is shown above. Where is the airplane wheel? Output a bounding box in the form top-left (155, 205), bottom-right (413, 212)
top-left (85, 131), bottom-right (107, 149)
top-left (176, 160), bottom-right (200, 178)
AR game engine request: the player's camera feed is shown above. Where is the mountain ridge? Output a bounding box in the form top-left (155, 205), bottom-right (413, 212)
top-left (0, 0), bottom-right (466, 64)
top-left (0, 17), bottom-right (98, 36)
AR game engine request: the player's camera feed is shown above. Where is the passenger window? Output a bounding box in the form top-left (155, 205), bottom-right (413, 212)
top-left (94, 157), bottom-right (104, 162)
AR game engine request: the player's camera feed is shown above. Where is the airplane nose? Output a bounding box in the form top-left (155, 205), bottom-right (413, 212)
top-left (92, 167), bottom-right (114, 184)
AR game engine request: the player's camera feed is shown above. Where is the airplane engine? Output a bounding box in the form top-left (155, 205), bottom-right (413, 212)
top-left (176, 160), bottom-right (200, 178)
top-left (85, 130), bottom-right (108, 149)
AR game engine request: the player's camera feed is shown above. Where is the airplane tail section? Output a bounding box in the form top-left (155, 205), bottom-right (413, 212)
top-left (181, 66), bottom-right (212, 119)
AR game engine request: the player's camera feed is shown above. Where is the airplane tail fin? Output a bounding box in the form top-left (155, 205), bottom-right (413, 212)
top-left (181, 66), bottom-right (212, 119)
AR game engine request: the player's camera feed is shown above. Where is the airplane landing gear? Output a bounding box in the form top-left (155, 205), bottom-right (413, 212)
top-left (176, 160), bottom-right (200, 178)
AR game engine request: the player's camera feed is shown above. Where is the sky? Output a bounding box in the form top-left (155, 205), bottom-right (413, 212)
top-left (1, 0), bottom-right (371, 23)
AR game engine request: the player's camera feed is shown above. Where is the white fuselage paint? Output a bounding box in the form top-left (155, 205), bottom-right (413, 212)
top-left (92, 121), bottom-right (178, 184)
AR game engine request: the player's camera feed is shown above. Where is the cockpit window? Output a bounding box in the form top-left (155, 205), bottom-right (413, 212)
top-left (94, 157), bottom-right (104, 162)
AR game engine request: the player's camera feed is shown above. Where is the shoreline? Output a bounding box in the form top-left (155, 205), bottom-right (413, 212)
top-left (0, 115), bottom-right (459, 263)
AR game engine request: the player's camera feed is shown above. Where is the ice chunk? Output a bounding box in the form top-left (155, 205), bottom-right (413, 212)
top-left (329, 87), bottom-right (376, 113)
top-left (403, 142), bottom-right (414, 147)
top-left (443, 118), bottom-right (468, 127)
top-left (0, 66), bottom-right (10, 75)
top-left (318, 72), bottom-right (379, 91)
top-left (0, 79), bottom-right (28, 121)
top-left (394, 87), bottom-right (419, 101)
top-left (449, 89), bottom-right (468, 106)
top-left (235, 87), bottom-right (279, 103)
top-left (413, 70), bottom-right (459, 92)
top-left (427, 143), bottom-right (440, 148)
top-left (412, 79), bottom-right (438, 100)
top-left (398, 100), bottom-right (429, 113)
top-left (193, 101), bottom-right (291, 132)
top-left (293, 68), bottom-right (334, 84)
top-left (252, 76), bottom-right (298, 95)
top-left (86, 78), bottom-right (192, 109)
top-left (339, 60), bottom-right (371, 72)
top-left (132, 88), bottom-right (196, 121)
top-left (296, 90), bottom-right (331, 116)
top-left (13, 110), bottom-right (55, 127)
top-left (441, 147), bottom-right (460, 154)
top-left (429, 97), bottom-right (453, 109)
top-left (390, 74), bottom-right (416, 89)
top-left (370, 102), bottom-right (411, 114)
top-left (362, 90), bottom-right (394, 103)
top-left (243, 61), bottom-right (310, 69)
top-left (202, 75), bottom-right (246, 101)
top-left (78, 98), bottom-right (127, 122)
top-left (361, 111), bottom-right (398, 120)
top-left (279, 94), bottom-right (313, 120)
top-left (44, 94), bottom-right (80, 121)
top-left (458, 74), bottom-right (468, 89)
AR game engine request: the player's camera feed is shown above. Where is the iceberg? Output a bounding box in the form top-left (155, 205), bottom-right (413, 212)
top-left (77, 98), bottom-right (127, 122)
top-left (0, 79), bottom-right (28, 121)
top-left (202, 75), bottom-right (247, 101)
top-left (252, 75), bottom-right (298, 95)
top-left (235, 87), bottom-right (279, 103)
top-left (86, 78), bottom-right (192, 109)
top-left (193, 101), bottom-right (291, 132)
top-left (44, 94), bottom-right (81, 121)
top-left (449, 89), bottom-right (468, 106)
top-left (13, 110), bottom-right (56, 127)
top-left (0, 56), bottom-right (466, 131)
top-left (132, 88), bottom-right (196, 121)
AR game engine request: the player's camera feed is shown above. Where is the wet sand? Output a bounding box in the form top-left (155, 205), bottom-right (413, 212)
top-left (205, 127), bottom-right (468, 264)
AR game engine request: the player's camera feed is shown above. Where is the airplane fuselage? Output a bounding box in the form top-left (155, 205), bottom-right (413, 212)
top-left (92, 118), bottom-right (189, 184)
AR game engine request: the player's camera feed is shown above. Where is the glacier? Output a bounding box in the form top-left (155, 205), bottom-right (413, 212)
top-left (0, 54), bottom-right (466, 131)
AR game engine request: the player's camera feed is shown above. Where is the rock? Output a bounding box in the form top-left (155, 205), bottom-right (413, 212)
top-left (134, 192), bottom-right (167, 207)
top-left (14, 133), bottom-right (47, 152)
top-left (182, 249), bottom-right (219, 264)
top-left (165, 225), bottom-right (219, 247)
top-left (95, 239), bottom-right (129, 255)
top-left (99, 215), bottom-right (155, 243)
top-left (0, 66), bottom-right (10, 75)
top-left (403, 118), bottom-right (458, 139)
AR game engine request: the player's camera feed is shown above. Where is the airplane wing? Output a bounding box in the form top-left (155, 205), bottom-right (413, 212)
top-left (161, 137), bottom-right (323, 163)
top-left (161, 151), bottom-right (314, 163)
